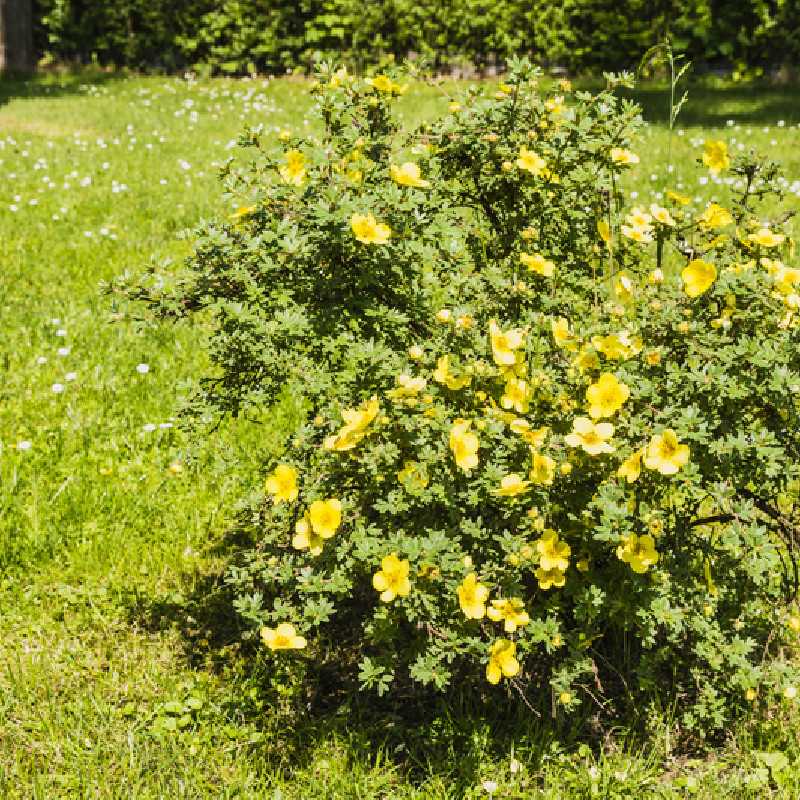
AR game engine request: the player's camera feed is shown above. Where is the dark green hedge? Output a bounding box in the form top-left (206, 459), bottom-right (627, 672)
top-left (33, 1), bottom-right (800, 74)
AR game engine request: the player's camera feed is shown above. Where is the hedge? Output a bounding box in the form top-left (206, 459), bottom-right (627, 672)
top-left (34, 1), bottom-right (800, 75)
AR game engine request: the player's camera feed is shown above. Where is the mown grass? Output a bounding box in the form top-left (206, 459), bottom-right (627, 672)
top-left (1, 71), bottom-right (800, 797)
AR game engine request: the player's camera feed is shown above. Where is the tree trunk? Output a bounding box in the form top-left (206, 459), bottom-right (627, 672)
top-left (0, 0), bottom-right (34, 73)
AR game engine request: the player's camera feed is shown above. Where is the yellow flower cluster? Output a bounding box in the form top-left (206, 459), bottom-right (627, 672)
top-left (621, 206), bottom-right (654, 244)
top-left (454, 572), bottom-right (530, 683)
top-left (293, 499), bottom-right (342, 556)
top-left (324, 397), bottom-right (380, 451)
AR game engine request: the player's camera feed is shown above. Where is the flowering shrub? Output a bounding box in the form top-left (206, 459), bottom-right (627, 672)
top-left (132, 60), bottom-right (800, 731)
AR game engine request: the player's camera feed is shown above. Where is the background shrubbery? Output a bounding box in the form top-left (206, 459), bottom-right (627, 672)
top-left (34, 0), bottom-right (800, 76)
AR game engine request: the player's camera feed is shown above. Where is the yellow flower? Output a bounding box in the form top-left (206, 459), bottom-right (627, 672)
top-left (494, 473), bottom-right (532, 497)
top-left (702, 139), bottom-right (730, 174)
top-left (261, 623), bottom-right (307, 650)
top-left (535, 566), bottom-right (566, 590)
top-left (516, 146), bottom-right (547, 176)
top-left (457, 573), bottom-right (489, 619)
top-left (621, 224), bottom-right (653, 244)
top-left (564, 417), bottom-right (615, 455)
top-left (611, 148), bottom-right (640, 165)
top-left (681, 259), bottom-right (717, 297)
top-left (597, 219), bottom-right (612, 248)
top-left (386, 373), bottom-right (427, 402)
top-left (617, 450), bottom-right (642, 483)
top-left (614, 271), bottom-right (635, 303)
top-left (487, 598), bottom-right (530, 633)
top-left (435, 308), bottom-right (452, 324)
top-left (489, 320), bottom-right (525, 366)
top-left (748, 228), bottom-right (785, 248)
top-left (397, 461), bottom-right (429, 491)
top-left (265, 464), bottom-right (299, 503)
top-left (433, 355), bottom-right (471, 390)
top-left (766, 260), bottom-right (800, 296)
top-left (592, 332), bottom-right (640, 361)
top-left (519, 252), bottom-right (555, 277)
top-left (324, 397), bottom-right (380, 451)
top-left (644, 429), bottom-right (690, 475)
top-left (408, 345), bottom-right (424, 360)
top-left (545, 95), bottom-right (565, 114)
top-left (552, 317), bottom-right (577, 351)
top-left (449, 418), bottom-right (480, 472)
top-left (616, 533), bottom-right (659, 573)
top-left (229, 204), bottom-right (255, 221)
top-left (486, 639), bottom-right (520, 684)
top-left (390, 162), bottom-right (430, 188)
top-left (536, 529), bottom-right (571, 571)
top-left (650, 204), bottom-right (675, 226)
top-left (279, 149), bottom-right (307, 186)
top-left (351, 213), bottom-right (391, 245)
top-left (372, 552), bottom-right (411, 602)
top-left (530, 452), bottom-right (556, 485)
top-left (586, 373), bottom-right (630, 419)
top-left (328, 67), bottom-right (350, 88)
top-left (501, 376), bottom-right (529, 413)
top-left (698, 203), bottom-right (733, 230)
top-left (667, 190), bottom-right (691, 205)
top-left (366, 74), bottom-right (396, 93)
top-left (511, 420), bottom-right (549, 448)
top-left (573, 347), bottom-right (600, 371)
top-left (292, 516), bottom-right (325, 556)
top-left (308, 498), bottom-right (342, 538)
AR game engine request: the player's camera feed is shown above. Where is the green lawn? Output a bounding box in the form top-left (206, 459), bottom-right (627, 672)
top-left (2, 71), bottom-right (800, 798)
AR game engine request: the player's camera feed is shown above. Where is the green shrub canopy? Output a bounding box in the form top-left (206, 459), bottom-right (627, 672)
top-left (126, 60), bottom-right (800, 731)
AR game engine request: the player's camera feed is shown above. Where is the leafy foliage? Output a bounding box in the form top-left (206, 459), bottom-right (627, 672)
top-left (34, 1), bottom-right (800, 75)
top-left (130, 59), bottom-right (800, 732)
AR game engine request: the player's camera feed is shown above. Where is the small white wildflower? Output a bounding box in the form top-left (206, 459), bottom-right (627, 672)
top-left (136, 363), bottom-right (150, 374)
